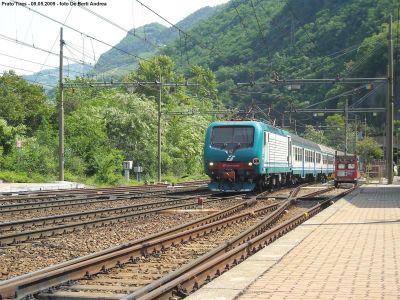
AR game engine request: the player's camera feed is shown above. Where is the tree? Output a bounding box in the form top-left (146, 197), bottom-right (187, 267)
top-left (356, 137), bottom-right (383, 166)
top-left (0, 71), bottom-right (52, 133)
top-left (303, 125), bottom-right (327, 144)
top-left (104, 94), bottom-right (157, 177)
top-left (0, 118), bottom-right (26, 155)
top-left (324, 114), bottom-right (345, 150)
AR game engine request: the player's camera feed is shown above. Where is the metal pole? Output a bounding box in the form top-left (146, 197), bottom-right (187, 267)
top-left (124, 169), bottom-right (130, 181)
top-left (58, 27), bottom-right (64, 181)
top-left (387, 15), bottom-right (394, 184)
top-left (157, 75), bottom-right (162, 182)
top-left (354, 116), bottom-right (358, 153)
top-left (17, 148), bottom-right (20, 171)
top-left (364, 115), bottom-right (367, 138)
top-left (345, 98), bottom-right (348, 155)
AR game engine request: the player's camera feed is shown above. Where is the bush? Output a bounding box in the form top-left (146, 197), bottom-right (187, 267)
top-left (2, 137), bottom-right (57, 175)
top-left (0, 170), bottom-right (51, 183)
top-left (93, 149), bottom-right (124, 184)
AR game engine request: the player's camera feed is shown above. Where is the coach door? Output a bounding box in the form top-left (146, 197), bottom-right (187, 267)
top-left (264, 131), bottom-right (268, 165)
top-left (313, 151), bottom-right (316, 176)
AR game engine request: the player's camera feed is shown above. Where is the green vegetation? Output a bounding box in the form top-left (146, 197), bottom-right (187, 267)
top-left (2, 0), bottom-right (398, 184)
top-left (94, 6), bottom-right (222, 78)
top-left (356, 137), bottom-right (383, 164)
top-left (161, 0), bottom-right (398, 163)
top-left (0, 58), bottom-right (218, 184)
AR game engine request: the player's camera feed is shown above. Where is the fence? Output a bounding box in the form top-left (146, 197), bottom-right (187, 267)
top-left (365, 159), bottom-right (386, 183)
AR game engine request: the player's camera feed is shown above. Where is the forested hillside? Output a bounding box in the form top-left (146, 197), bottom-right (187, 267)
top-left (94, 5), bottom-right (222, 77)
top-left (163, 0), bottom-right (399, 138)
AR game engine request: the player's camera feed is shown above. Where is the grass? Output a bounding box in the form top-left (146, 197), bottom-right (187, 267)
top-left (0, 169), bottom-right (208, 187)
top-left (0, 170), bottom-right (54, 183)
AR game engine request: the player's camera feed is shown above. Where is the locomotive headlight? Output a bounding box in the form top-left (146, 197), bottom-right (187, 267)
top-left (209, 162), bottom-right (214, 166)
top-left (248, 162), bottom-right (253, 166)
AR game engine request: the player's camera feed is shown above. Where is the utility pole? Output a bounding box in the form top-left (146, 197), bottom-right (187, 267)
top-left (58, 27), bottom-right (64, 181)
top-left (364, 115), bottom-right (367, 138)
top-left (157, 74), bottom-right (162, 182)
top-left (387, 15), bottom-right (394, 184)
top-left (345, 98), bottom-right (348, 155)
top-left (354, 116), bottom-right (358, 154)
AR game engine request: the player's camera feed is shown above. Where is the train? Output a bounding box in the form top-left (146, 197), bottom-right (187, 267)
top-left (334, 154), bottom-right (360, 187)
top-left (204, 120), bottom-right (336, 192)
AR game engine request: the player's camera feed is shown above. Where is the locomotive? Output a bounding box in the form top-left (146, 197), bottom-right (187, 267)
top-left (204, 120), bottom-right (336, 192)
top-left (334, 154), bottom-right (360, 187)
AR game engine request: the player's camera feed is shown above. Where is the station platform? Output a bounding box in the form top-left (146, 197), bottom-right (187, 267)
top-left (0, 181), bottom-right (85, 194)
top-left (188, 178), bottom-right (400, 300)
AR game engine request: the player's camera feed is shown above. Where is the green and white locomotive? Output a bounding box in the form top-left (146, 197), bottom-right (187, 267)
top-left (204, 120), bottom-right (335, 192)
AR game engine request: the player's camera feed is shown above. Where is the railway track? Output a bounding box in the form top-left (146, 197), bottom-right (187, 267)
top-left (0, 181), bottom-right (208, 205)
top-left (0, 184), bottom-right (344, 299)
top-left (0, 195), bottom-right (240, 246)
top-left (135, 186), bottom-right (356, 300)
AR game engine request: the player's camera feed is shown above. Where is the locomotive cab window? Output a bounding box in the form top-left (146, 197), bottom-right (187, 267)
top-left (211, 126), bottom-right (254, 149)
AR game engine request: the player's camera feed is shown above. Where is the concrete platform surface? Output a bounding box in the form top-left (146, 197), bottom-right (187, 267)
top-left (188, 183), bottom-right (400, 300)
top-left (0, 181), bottom-right (85, 194)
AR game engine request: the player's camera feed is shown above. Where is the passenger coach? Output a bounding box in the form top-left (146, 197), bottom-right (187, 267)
top-left (204, 120), bottom-right (336, 192)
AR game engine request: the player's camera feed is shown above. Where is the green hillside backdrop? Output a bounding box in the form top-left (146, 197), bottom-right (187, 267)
top-left (3, 0), bottom-right (399, 184)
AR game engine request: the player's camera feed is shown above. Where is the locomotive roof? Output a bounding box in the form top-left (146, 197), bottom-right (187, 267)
top-left (208, 121), bottom-right (338, 154)
top-left (209, 120), bottom-right (290, 136)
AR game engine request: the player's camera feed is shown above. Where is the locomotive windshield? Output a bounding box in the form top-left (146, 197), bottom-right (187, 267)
top-left (211, 126), bottom-right (254, 149)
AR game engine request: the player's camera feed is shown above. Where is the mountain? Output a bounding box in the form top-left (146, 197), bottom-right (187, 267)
top-left (22, 5), bottom-right (222, 90)
top-left (93, 5), bottom-right (223, 77)
top-left (162, 0), bottom-right (398, 111)
top-left (23, 64), bottom-right (93, 94)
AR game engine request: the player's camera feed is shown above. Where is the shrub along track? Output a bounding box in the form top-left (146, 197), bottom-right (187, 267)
top-left (0, 184), bottom-right (343, 299)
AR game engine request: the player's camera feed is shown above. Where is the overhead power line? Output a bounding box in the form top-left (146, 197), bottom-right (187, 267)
top-left (77, 4), bottom-right (159, 49)
top-left (286, 2), bottom-right (317, 49)
top-left (249, 0), bottom-right (265, 40)
top-left (63, 80), bottom-right (200, 88)
top-left (0, 52), bottom-right (83, 76)
top-left (237, 77), bottom-right (387, 86)
top-left (233, 4), bottom-right (249, 34)
top-left (0, 52), bottom-right (58, 70)
top-left (135, 0), bottom-right (238, 66)
top-left (0, 62), bottom-right (57, 78)
top-left (0, 33), bottom-right (86, 65)
top-left (11, 0), bottom-right (151, 64)
top-left (33, 6), bottom-right (73, 84)
top-left (25, 80), bottom-right (57, 88)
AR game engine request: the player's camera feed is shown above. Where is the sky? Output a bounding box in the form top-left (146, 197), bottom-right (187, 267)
top-left (0, 0), bottom-right (230, 76)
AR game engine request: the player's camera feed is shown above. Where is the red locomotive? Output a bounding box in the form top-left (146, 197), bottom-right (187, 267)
top-left (334, 154), bottom-right (360, 187)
